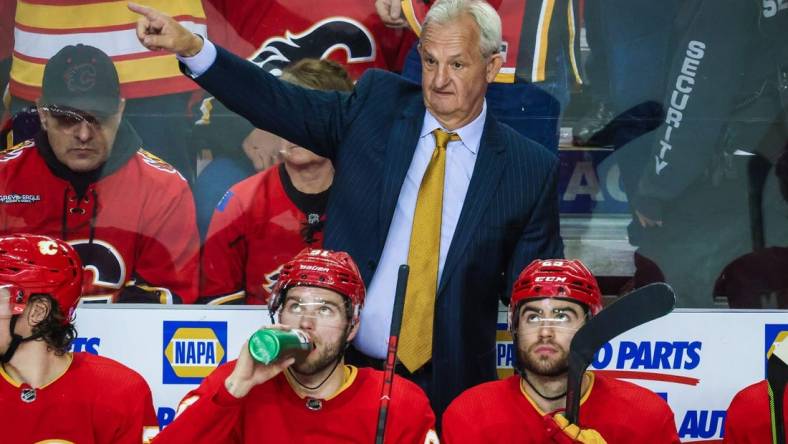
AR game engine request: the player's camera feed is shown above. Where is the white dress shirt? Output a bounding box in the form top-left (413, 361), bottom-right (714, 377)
top-left (356, 108), bottom-right (485, 358)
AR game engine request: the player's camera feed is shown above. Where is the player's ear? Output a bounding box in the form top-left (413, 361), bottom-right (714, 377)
top-left (27, 296), bottom-right (52, 328)
top-left (346, 317), bottom-right (360, 342)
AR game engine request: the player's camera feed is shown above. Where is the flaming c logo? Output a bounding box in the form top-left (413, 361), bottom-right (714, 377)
top-left (250, 17), bottom-right (375, 75)
top-left (64, 63), bottom-right (97, 92)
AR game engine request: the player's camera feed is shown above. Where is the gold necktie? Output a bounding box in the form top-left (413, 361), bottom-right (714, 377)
top-left (398, 128), bottom-right (461, 373)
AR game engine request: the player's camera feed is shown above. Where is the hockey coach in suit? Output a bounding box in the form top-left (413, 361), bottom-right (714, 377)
top-left (130, 0), bottom-right (563, 416)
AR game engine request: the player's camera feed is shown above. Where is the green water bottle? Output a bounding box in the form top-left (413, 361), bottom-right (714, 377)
top-left (248, 328), bottom-right (314, 365)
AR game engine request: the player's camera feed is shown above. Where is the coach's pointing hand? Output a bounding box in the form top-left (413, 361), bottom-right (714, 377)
top-left (128, 2), bottom-right (203, 56)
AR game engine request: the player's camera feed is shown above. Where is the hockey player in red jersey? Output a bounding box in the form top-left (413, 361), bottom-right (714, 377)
top-left (155, 249), bottom-right (438, 443)
top-left (723, 339), bottom-right (788, 443)
top-left (0, 44), bottom-right (199, 303)
top-left (442, 259), bottom-right (680, 443)
top-left (199, 59), bottom-right (353, 305)
top-left (0, 233), bottom-right (158, 443)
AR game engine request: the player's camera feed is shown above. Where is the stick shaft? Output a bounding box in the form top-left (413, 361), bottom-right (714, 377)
top-left (375, 265), bottom-right (409, 444)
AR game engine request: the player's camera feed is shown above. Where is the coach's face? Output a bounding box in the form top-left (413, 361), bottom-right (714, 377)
top-left (419, 13), bottom-right (502, 131)
top-left (38, 100), bottom-right (125, 173)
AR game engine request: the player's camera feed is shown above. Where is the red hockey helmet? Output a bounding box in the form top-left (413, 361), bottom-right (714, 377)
top-left (0, 234), bottom-right (83, 322)
top-left (509, 259), bottom-right (602, 328)
top-left (270, 249), bottom-right (365, 323)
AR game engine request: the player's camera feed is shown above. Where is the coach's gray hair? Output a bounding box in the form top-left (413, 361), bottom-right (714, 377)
top-left (422, 0), bottom-right (502, 58)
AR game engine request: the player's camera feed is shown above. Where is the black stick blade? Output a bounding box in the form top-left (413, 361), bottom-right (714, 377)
top-left (565, 283), bottom-right (676, 424)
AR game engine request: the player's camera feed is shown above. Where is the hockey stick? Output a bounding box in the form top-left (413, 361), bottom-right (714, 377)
top-left (768, 339), bottom-right (788, 444)
top-left (565, 282), bottom-right (676, 424)
top-left (375, 264), bottom-right (409, 444)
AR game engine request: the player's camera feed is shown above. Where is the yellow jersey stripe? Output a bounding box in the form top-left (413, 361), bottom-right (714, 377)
top-left (566, 0), bottom-right (582, 84)
top-left (532, 0), bottom-right (555, 83)
top-left (400, 0), bottom-right (422, 37)
top-left (16, 0), bottom-right (205, 30)
top-left (11, 53), bottom-right (185, 87)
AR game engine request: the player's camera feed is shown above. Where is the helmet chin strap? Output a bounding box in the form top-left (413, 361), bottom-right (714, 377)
top-left (0, 316), bottom-right (44, 364)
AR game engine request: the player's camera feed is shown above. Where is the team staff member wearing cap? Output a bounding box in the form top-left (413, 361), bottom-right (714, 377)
top-left (154, 249), bottom-right (437, 443)
top-left (0, 234), bottom-right (158, 443)
top-left (442, 259), bottom-right (680, 443)
top-left (0, 44), bottom-right (199, 304)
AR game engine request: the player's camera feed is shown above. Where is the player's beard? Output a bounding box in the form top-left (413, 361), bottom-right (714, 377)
top-left (515, 335), bottom-right (569, 377)
top-left (291, 330), bottom-right (348, 376)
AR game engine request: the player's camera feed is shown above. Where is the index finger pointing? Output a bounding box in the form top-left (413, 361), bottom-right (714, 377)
top-left (127, 2), bottom-right (159, 20)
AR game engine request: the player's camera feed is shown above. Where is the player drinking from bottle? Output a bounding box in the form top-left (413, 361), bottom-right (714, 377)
top-left (442, 259), bottom-right (680, 443)
top-left (154, 248), bottom-right (437, 443)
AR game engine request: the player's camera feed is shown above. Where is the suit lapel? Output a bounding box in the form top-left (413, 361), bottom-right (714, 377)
top-left (377, 99), bottom-right (424, 245)
top-left (438, 116), bottom-right (506, 294)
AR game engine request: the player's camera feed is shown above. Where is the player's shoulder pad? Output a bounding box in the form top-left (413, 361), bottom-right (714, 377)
top-left (136, 149), bottom-right (187, 181)
top-left (0, 139), bottom-right (35, 163)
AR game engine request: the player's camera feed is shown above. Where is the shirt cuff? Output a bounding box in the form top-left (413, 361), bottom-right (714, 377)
top-left (176, 37), bottom-right (217, 78)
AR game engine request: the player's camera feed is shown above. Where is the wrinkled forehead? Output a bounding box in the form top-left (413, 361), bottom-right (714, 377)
top-left (519, 297), bottom-right (585, 315)
top-left (283, 286), bottom-right (345, 306)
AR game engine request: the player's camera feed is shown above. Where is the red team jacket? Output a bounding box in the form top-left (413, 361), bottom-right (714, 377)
top-left (724, 380), bottom-right (788, 443)
top-left (204, 0), bottom-right (415, 78)
top-left (0, 352), bottom-right (159, 444)
top-left (442, 372), bottom-right (680, 443)
top-left (201, 165), bottom-right (324, 305)
top-left (153, 362), bottom-right (437, 443)
top-left (0, 130), bottom-right (199, 303)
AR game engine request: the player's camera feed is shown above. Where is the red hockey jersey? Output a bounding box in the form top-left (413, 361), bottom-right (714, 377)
top-left (0, 352), bottom-right (159, 444)
top-left (442, 372), bottom-right (680, 443)
top-left (204, 0), bottom-right (415, 78)
top-left (200, 165), bottom-right (323, 305)
top-left (153, 362), bottom-right (437, 443)
top-left (0, 127), bottom-right (199, 303)
top-left (724, 380), bottom-right (788, 443)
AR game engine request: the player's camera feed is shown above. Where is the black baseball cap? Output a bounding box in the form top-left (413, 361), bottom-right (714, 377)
top-left (40, 44), bottom-right (121, 117)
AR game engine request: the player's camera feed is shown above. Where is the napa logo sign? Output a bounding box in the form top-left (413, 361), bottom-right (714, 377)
top-left (163, 321), bottom-right (227, 384)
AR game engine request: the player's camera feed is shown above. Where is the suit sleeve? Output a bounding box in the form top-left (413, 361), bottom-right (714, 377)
top-left (119, 175), bottom-right (200, 304)
top-left (199, 185), bottom-right (248, 304)
top-left (185, 45), bottom-right (370, 162)
top-left (632, 0), bottom-right (757, 220)
top-left (507, 158), bottom-right (564, 296)
top-left (153, 365), bottom-right (243, 444)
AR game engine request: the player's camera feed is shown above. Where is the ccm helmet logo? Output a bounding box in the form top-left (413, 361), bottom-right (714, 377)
top-left (534, 276), bottom-right (567, 283)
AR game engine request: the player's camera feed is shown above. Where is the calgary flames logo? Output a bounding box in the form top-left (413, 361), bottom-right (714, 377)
top-left (250, 17), bottom-right (375, 75)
